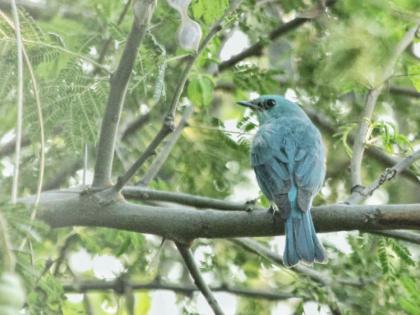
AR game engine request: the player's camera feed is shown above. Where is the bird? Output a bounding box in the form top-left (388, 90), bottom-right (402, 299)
top-left (237, 95), bottom-right (327, 267)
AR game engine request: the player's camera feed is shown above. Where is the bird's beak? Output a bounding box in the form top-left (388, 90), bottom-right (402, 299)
top-left (236, 101), bottom-right (259, 110)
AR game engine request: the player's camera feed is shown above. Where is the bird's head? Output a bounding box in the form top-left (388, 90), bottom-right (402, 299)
top-left (237, 94), bottom-right (304, 124)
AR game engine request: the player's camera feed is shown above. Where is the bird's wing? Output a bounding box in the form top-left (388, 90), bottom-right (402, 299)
top-left (251, 124), bottom-right (291, 217)
top-left (294, 125), bottom-right (326, 212)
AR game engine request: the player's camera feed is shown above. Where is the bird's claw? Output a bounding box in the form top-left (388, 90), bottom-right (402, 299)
top-left (267, 203), bottom-right (280, 215)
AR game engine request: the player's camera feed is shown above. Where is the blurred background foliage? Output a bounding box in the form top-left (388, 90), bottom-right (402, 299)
top-left (0, 0), bottom-right (419, 314)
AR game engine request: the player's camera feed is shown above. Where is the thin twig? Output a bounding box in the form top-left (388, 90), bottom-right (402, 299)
top-left (176, 243), bottom-right (225, 315)
top-left (83, 294), bottom-right (95, 315)
top-left (113, 1), bottom-right (242, 192)
top-left (217, 0), bottom-right (337, 72)
top-left (93, 0), bottom-right (133, 74)
top-left (0, 213), bottom-right (15, 271)
top-left (120, 112), bottom-right (151, 141)
top-left (389, 86), bottom-right (420, 98)
top-left (370, 230), bottom-right (420, 245)
top-left (93, 0), bottom-right (156, 187)
top-left (304, 107), bottom-right (420, 185)
top-left (347, 149), bottom-right (420, 204)
top-left (350, 22), bottom-right (420, 190)
top-left (0, 9), bottom-right (45, 209)
top-left (139, 105), bottom-right (193, 186)
top-left (53, 233), bottom-right (79, 276)
top-left (62, 277), bottom-right (295, 300)
top-left (10, 0), bottom-right (24, 204)
top-left (231, 238), bottom-right (331, 285)
top-left (123, 186), bottom-right (254, 210)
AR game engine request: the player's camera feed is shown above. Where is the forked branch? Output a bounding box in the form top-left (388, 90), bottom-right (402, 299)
top-left (93, 0), bottom-right (156, 187)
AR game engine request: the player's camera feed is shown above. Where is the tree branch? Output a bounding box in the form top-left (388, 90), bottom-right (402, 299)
top-left (29, 190), bottom-right (420, 243)
top-left (92, 0), bottom-right (156, 187)
top-left (120, 112), bottom-right (151, 141)
top-left (369, 230), bottom-right (420, 245)
top-left (350, 22), bottom-right (420, 189)
top-left (231, 238), bottom-right (330, 285)
top-left (123, 186), bottom-right (253, 210)
top-left (62, 277), bottom-right (295, 301)
top-left (217, 0), bottom-right (337, 72)
top-left (10, 0), bottom-right (24, 204)
top-left (94, 0), bottom-right (133, 74)
top-left (176, 243), bottom-right (225, 315)
top-left (347, 149), bottom-right (420, 204)
top-left (304, 108), bottom-right (420, 185)
top-left (139, 106), bottom-right (193, 186)
top-left (113, 1), bottom-right (242, 192)
top-left (389, 86), bottom-right (420, 98)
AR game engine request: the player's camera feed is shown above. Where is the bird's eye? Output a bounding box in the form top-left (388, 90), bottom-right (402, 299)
top-left (265, 99), bottom-right (276, 109)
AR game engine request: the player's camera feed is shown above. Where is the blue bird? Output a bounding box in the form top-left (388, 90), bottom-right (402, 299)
top-left (238, 95), bottom-right (326, 267)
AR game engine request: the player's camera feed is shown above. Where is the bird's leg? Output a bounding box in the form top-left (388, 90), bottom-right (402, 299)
top-left (245, 198), bottom-right (258, 212)
top-left (268, 203), bottom-right (280, 214)
top-left (267, 203), bottom-right (280, 225)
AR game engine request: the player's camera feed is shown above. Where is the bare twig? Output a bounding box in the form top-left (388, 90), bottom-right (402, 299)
top-left (62, 277), bottom-right (295, 301)
top-left (139, 105), bottom-right (193, 186)
top-left (347, 149), bottom-right (420, 204)
top-left (0, 213), bottom-right (15, 271)
top-left (217, 0), bottom-right (337, 72)
top-left (370, 230), bottom-right (420, 245)
top-left (231, 238), bottom-right (330, 285)
top-left (304, 107), bottom-right (419, 185)
top-left (53, 233), bottom-right (79, 276)
top-left (43, 159), bottom-right (83, 190)
top-left (93, 0), bottom-right (156, 187)
top-left (0, 135), bottom-right (30, 158)
top-left (123, 186), bottom-right (253, 210)
top-left (113, 1), bottom-right (242, 192)
top-left (120, 112), bottom-right (151, 141)
top-left (389, 86), bottom-right (420, 98)
top-left (176, 243), bottom-right (225, 315)
top-left (83, 294), bottom-right (95, 315)
top-left (351, 88), bottom-right (385, 188)
top-left (10, 0), bottom-right (24, 204)
top-left (93, 0), bottom-right (133, 74)
top-left (0, 10), bottom-right (45, 209)
top-left (350, 22), bottom-right (420, 190)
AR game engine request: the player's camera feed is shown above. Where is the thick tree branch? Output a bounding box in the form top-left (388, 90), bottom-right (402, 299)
top-left (350, 22), bottom-right (420, 189)
top-left (124, 187), bottom-right (420, 245)
top-left (217, 0), bottom-right (336, 72)
top-left (176, 243), bottom-right (225, 315)
top-left (113, 1), bottom-right (242, 192)
top-left (63, 277), bottom-right (294, 301)
top-left (29, 190), bottom-right (420, 243)
top-left (139, 106), bottom-right (193, 186)
top-left (93, 0), bottom-right (156, 187)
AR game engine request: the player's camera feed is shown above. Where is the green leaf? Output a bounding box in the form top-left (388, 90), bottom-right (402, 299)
top-left (408, 64), bottom-right (420, 92)
top-left (135, 292), bottom-right (151, 315)
top-left (187, 75), bottom-right (214, 107)
top-left (191, 0), bottom-right (229, 25)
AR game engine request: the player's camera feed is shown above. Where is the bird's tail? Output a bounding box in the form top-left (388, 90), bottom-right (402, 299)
top-left (283, 201), bottom-right (326, 267)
